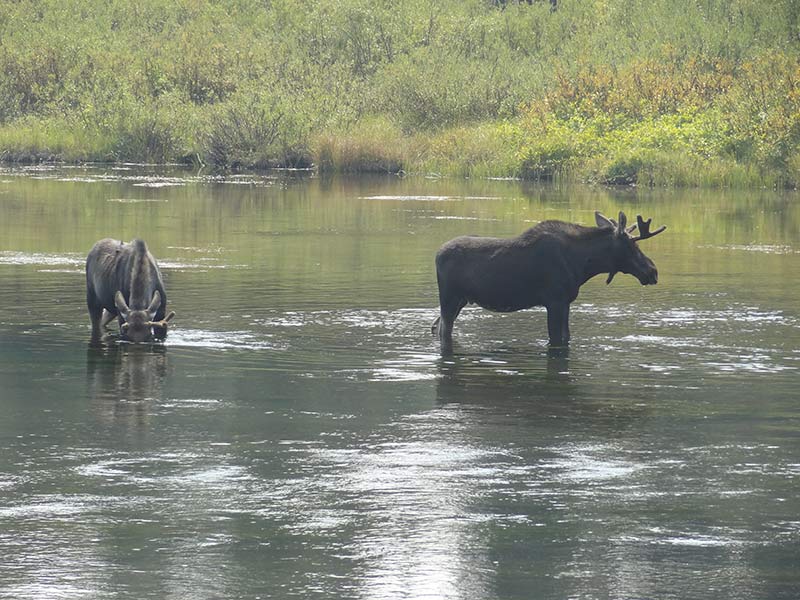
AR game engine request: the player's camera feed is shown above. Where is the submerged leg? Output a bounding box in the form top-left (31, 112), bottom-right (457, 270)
top-left (437, 312), bottom-right (455, 356)
top-left (436, 298), bottom-right (467, 347)
top-left (546, 303), bottom-right (571, 346)
top-left (431, 316), bottom-right (441, 336)
top-left (87, 293), bottom-right (104, 341)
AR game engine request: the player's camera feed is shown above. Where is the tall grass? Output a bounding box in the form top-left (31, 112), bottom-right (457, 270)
top-left (0, 0), bottom-right (798, 187)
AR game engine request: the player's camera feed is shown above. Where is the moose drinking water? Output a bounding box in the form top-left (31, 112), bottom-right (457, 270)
top-left (432, 211), bottom-right (666, 348)
top-left (86, 238), bottom-right (174, 342)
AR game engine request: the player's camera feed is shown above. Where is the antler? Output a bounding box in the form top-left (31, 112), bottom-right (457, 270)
top-left (146, 311), bottom-right (176, 329)
top-left (630, 215), bottom-right (666, 241)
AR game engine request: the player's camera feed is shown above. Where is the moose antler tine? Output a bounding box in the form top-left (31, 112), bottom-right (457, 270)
top-left (631, 215), bottom-right (666, 241)
top-left (613, 211), bottom-right (628, 235)
top-left (146, 311), bottom-right (176, 329)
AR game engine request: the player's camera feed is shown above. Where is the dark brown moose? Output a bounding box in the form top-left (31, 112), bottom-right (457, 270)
top-left (86, 238), bottom-right (174, 343)
top-left (432, 211), bottom-right (666, 348)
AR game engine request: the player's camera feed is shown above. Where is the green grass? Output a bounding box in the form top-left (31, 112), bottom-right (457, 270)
top-left (0, 0), bottom-right (798, 187)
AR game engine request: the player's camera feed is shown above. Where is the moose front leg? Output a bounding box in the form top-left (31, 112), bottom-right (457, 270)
top-left (89, 308), bottom-right (103, 341)
top-left (546, 303), bottom-right (570, 346)
top-left (87, 293), bottom-right (105, 341)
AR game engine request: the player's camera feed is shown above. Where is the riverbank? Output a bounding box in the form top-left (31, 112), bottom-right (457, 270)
top-left (1, 113), bottom-right (794, 189)
top-left (1, 0), bottom-right (797, 188)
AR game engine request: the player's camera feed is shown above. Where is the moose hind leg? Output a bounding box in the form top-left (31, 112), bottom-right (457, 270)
top-left (437, 298), bottom-right (467, 344)
top-left (431, 316), bottom-right (441, 336)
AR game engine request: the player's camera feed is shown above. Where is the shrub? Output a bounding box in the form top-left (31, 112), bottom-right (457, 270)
top-left (110, 101), bottom-right (184, 163)
top-left (413, 123), bottom-right (520, 178)
top-left (376, 50), bottom-right (521, 131)
top-left (0, 0), bottom-right (797, 186)
top-left (717, 51), bottom-right (800, 180)
top-left (518, 138), bottom-right (576, 181)
top-left (202, 90), bottom-right (312, 168)
top-left (314, 117), bottom-right (406, 173)
top-left (0, 114), bottom-right (113, 162)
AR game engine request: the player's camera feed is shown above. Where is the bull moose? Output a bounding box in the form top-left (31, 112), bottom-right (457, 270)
top-left (86, 238), bottom-right (174, 342)
top-left (431, 211), bottom-right (666, 348)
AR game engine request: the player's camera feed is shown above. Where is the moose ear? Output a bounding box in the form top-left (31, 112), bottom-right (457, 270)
top-left (114, 291), bottom-right (130, 318)
top-left (595, 211), bottom-right (615, 229)
top-left (147, 290), bottom-right (162, 317)
top-left (616, 211), bottom-right (628, 235)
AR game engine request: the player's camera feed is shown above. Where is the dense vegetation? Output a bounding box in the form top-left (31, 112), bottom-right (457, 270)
top-left (0, 0), bottom-right (798, 186)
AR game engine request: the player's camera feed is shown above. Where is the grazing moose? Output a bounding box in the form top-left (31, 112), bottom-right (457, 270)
top-left (432, 211), bottom-right (666, 348)
top-left (86, 238), bottom-right (174, 342)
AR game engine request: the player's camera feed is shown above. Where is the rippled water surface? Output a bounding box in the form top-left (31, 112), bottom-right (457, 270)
top-left (1, 166), bottom-right (799, 599)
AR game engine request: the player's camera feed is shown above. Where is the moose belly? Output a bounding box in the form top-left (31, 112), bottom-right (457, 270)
top-left (467, 285), bottom-right (544, 313)
top-left (461, 263), bottom-right (567, 312)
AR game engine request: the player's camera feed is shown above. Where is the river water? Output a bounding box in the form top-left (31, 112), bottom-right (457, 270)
top-left (0, 166), bottom-right (798, 599)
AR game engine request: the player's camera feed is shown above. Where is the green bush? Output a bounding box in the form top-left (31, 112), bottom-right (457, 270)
top-left (518, 138), bottom-right (576, 181)
top-left (202, 90), bottom-right (313, 169)
top-left (314, 117), bottom-right (406, 173)
top-left (0, 0), bottom-right (797, 186)
top-left (376, 50), bottom-right (522, 131)
top-left (109, 99), bottom-right (185, 163)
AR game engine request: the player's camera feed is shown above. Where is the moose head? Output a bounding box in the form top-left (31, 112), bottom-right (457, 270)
top-left (595, 211), bottom-right (666, 286)
top-left (114, 290), bottom-right (175, 343)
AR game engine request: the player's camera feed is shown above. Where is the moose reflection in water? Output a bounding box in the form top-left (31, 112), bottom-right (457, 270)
top-left (86, 343), bottom-right (169, 428)
top-left (86, 238), bottom-right (175, 343)
top-left (436, 347), bottom-right (576, 404)
top-left (432, 211), bottom-right (666, 350)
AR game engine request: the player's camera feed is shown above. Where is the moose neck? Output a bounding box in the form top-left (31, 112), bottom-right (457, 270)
top-left (569, 229), bottom-right (618, 286)
top-left (128, 240), bottom-right (150, 309)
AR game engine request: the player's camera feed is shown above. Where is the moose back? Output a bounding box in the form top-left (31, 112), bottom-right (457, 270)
top-left (86, 238), bottom-right (174, 342)
top-left (432, 211), bottom-right (666, 348)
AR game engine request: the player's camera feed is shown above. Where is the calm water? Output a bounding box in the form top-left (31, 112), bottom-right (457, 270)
top-left (0, 166), bottom-right (798, 599)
